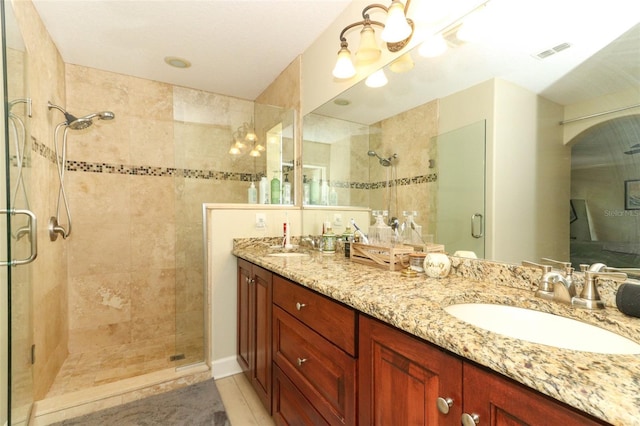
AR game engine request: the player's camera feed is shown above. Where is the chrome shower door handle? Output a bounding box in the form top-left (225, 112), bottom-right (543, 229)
top-left (1, 209), bottom-right (38, 266)
top-left (471, 213), bottom-right (483, 239)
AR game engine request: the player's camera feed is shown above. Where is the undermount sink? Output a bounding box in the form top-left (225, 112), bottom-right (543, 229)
top-left (267, 252), bottom-right (309, 257)
top-left (444, 303), bottom-right (640, 355)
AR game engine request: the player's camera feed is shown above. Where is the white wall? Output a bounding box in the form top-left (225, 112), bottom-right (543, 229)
top-left (439, 78), bottom-right (567, 264)
top-left (205, 204), bottom-right (369, 379)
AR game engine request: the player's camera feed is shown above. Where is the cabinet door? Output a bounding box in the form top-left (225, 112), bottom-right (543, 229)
top-left (462, 363), bottom-right (608, 426)
top-left (359, 316), bottom-right (463, 426)
top-left (253, 264), bottom-right (273, 413)
top-left (237, 259), bottom-right (253, 378)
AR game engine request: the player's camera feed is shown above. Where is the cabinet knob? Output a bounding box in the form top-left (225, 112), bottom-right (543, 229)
top-left (297, 358), bottom-right (307, 366)
top-left (295, 302), bottom-right (306, 310)
top-left (436, 397), bottom-right (454, 414)
top-left (461, 413), bottom-right (480, 426)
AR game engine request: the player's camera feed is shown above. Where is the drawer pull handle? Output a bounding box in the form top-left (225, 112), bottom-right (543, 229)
top-left (297, 358), bottom-right (307, 366)
top-left (436, 397), bottom-right (454, 414)
top-left (461, 413), bottom-right (480, 426)
top-left (295, 302), bottom-right (306, 310)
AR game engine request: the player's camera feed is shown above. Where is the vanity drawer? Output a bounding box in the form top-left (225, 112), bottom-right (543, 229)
top-left (273, 364), bottom-right (330, 426)
top-left (273, 306), bottom-right (356, 426)
top-left (273, 275), bottom-right (356, 356)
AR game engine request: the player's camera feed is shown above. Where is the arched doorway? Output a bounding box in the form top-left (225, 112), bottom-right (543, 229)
top-left (570, 114), bottom-right (640, 268)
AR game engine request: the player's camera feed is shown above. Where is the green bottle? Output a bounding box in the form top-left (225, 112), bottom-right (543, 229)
top-left (270, 171), bottom-right (281, 204)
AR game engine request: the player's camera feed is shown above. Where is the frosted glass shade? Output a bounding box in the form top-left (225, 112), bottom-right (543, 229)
top-left (356, 25), bottom-right (382, 65)
top-left (332, 46), bottom-right (356, 79)
top-left (381, 1), bottom-right (412, 43)
top-left (389, 53), bottom-right (414, 73)
top-left (365, 69), bottom-right (388, 88)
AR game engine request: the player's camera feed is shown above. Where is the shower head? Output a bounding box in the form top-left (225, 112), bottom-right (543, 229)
top-left (367, 150), bottom-right (397, 167)
top-left (48, 101), bottom-right (115, 130)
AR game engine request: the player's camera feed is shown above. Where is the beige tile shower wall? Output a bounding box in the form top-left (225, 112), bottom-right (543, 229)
top-left (12, 0), bottom-right (70, 399)
top-left (369, 100), bottom-right (439, 233)
top-left (64, 65), bottom-right (177, 358)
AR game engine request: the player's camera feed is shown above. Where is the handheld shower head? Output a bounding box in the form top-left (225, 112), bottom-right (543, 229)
top-left (367, 150), bottom-right (397, 167)
top-left (48, 101), bottom-right (115, 130)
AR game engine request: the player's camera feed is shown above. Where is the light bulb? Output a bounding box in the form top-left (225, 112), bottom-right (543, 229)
top-left (332, 45), bottom-right (356, 79)
top-left (249, 149), bottom-right (261, 157)
top-left (229, 145), bottom-right (240, 155)
top-left (381, 1), bottom-right (412, 43)
top-left (365, 69), bottom-right (388, 88)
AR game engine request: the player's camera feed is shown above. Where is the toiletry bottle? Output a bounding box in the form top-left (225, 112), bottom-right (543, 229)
top-left (259, 176), bottom-right (269, 204)
top-left (310, 175), bottom-right (320, 205)
top-left (248, 181), bottom-right (257, 204)
top-left (282, 173), bottom-right (291, 204)
top-left (283, 213), bottom-right (292, 248)
top-left (303, 175), bottom-right (310, 205)
top-left (270, 171), bottom-right (281, 204)
top-left (322, 225), bottom-right (336, 254)
top-left (320, 179), bottom-right (328, 205)
top-left (329, 186), bottom-right (338, 206)
top-left (342, 226), bottom-right (353, 258)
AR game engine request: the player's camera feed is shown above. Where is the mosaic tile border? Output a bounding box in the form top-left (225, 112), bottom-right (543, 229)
top-left (32, 137), bottom-right (437, 187)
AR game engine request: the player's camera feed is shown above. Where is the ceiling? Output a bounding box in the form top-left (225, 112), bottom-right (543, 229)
top-left (313, 0), bottom-right (640, 125)
top-left (32, 0), bottom-right (353, 101)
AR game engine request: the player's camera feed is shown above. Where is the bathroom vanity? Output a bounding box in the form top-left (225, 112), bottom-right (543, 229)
top-left (233, 238), bottom-right (640, 425)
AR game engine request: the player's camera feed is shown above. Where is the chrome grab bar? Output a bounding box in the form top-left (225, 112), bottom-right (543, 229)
top-left (1, 209), bottom-right (38, 266)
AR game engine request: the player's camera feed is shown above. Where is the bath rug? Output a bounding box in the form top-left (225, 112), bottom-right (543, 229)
top-left (52, 378), bottom-right (230, 425)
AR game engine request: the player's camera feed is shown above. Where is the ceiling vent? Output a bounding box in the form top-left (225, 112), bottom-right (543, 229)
top-left (533, 42), bottom-right (571, 60)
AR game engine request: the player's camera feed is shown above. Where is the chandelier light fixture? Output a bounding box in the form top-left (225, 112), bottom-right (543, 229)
top-left (332, 0), bottom-right (414, 80)
top-left (228, 121), bottom-right (264, 156)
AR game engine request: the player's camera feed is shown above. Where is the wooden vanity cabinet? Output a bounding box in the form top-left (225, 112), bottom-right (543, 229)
top-left (359, 315), bottom-right (609, 426)
top-left (462, 362), bottom-right (608, 426)
top-left (272, 275), bottom-right (357, 426)
top-left (359, 315), bottom-right (463, 425)
top-left (237, 258), bottom-right (273, 413)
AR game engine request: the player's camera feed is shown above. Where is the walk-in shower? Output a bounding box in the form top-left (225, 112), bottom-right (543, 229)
top-left (47, 101), bottom-right (115, 240)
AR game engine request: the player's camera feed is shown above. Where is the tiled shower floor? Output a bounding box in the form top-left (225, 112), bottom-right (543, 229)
top-left (45, 338), bottom-right (203, 398)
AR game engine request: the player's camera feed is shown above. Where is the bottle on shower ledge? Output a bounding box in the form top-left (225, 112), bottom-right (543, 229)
top-left (282, 173), bottom-right (291, 204)
top-left (248, 181), bottom-right (257, 204)
top-left (303, 175), bottom-right (310, 205)
top-left (259, 176), bottom-right (269, 204)
top-left (270, 171), bottom-right (281, 205)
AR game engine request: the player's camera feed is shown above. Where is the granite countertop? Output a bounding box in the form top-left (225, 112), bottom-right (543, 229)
top-left (232, 238), bottom-right (640, 426)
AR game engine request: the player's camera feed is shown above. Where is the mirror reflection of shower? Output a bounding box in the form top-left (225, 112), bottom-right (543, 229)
top-left (47, 101), bottom-right (115, 241)
top-left (368, 150), bottom-right (399, 228)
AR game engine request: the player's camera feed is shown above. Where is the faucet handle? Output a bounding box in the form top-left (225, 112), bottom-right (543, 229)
top-left (522, 261), bottom-right (553, 293)
top-left (541, 257), bottom-right (571, 271)
top-left (522, 260), bottom-right (552, 273)
top-left (573, 270), bottom-right (627, 310)
top-left (604, 267), bottom-right (640, 277)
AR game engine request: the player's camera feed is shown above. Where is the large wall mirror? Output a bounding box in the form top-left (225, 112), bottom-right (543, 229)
top-left (302, 0), bottom-right (640, 267)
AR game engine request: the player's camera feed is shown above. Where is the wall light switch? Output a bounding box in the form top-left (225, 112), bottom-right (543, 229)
top-left (333, 214), bottom-right (343, 228)
top-left (255, 213), bottom-right (266, 229)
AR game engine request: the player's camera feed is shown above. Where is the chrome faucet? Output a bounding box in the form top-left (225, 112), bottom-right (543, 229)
top-left (572, 263), bottom-right (627, 309)
top-left (522, 258), bottom-right (576, 304)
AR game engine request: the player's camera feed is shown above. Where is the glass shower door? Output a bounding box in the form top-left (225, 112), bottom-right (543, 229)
top-left (435, 120), bottom-right (486, 258)
top-left (2, 2), bottom-right (36, 424)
